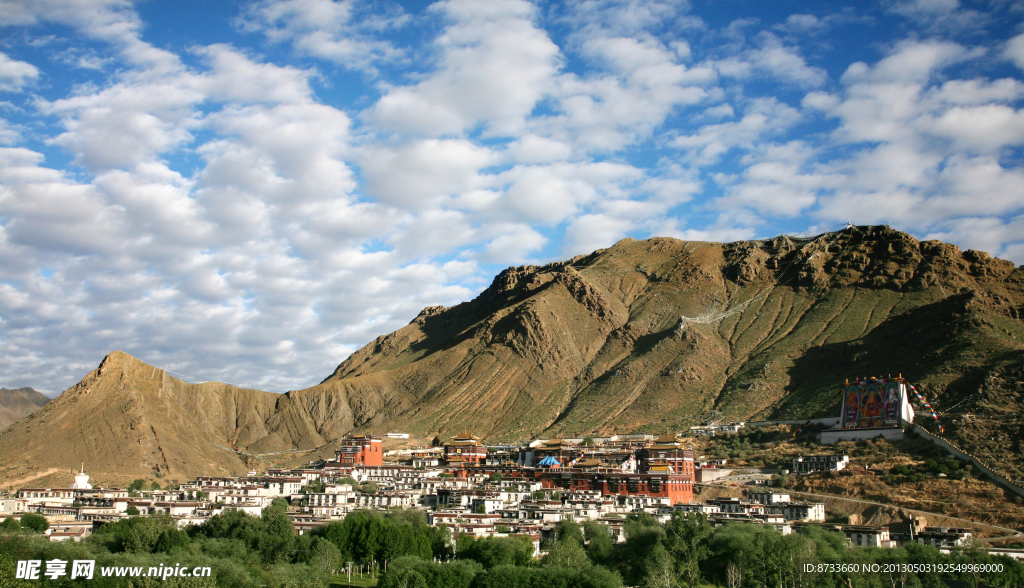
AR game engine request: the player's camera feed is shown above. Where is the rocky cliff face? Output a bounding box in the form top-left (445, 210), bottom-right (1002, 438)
top-left (0, 387), bottom-right (49, 430)
top-left (2, 225), bottom-right (1022, 486)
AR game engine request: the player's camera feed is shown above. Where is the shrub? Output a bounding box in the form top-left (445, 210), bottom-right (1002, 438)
top-left (19, 513), bottom-right (48, 533)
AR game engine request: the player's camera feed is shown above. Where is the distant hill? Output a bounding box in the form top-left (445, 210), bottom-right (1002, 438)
top-left (0, 225), bottom-right (1021, 487)
top-left (0, 387), bottom-right (50, 430)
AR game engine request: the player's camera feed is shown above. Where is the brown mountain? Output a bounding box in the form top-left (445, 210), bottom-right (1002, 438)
top-left (1, 225), bottom-right (1022, 487)
top-left (0, 387), bottom-right (50, 430)
top-left (0, 351), bottom-right (382, 488)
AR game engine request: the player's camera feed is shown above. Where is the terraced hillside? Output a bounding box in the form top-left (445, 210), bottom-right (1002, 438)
top-left (1, 225), bottom-right (1021, 486)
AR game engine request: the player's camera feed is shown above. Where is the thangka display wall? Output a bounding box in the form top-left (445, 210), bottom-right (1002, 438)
top-left (839, 378), bottom-right (915, 429)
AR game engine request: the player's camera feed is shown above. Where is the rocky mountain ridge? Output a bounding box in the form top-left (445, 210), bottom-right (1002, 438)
top-left (1, 225), bottom-right (1021, 487)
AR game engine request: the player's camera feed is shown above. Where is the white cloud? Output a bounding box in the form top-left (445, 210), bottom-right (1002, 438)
top-left (925, 104), bottom-right (1024, 153)
top-left (238, 0), bottom-right (406, 71)
top-left (840, 40), bottom-right (978, 85)
top-left (196, 45), bottom-right (314, 105)
top-left (369, 0), bottom-right (560, 136)
top-left (887, 0), bottom-right (988, 35)
top-left (498, 164), bottom-right (598, 224)
top-left (563, 213), bottom-right (635, 257)
top-left (774, 14), bottom-right (828, 35)
top-left (0, 53), bottom-right (39, 92)
top-left (477, 223), bottom-right (548, 263)
top-left (505, 134), bottom-right (572, 164)
top-left (797, 40), bottom-right (1024, 234)
top-left (538, 35), bottom-right (714, 152)
top-left (673, 98), bottom-right (802, 164)
top-left (358, 139), bottom-right (497, 209)
top-left (0, 0), bottom-right (180, 72)
top-left (654, 218), bottom-right (757, 243)
top-left (714, 33), bottom-right (827, 87)
top-left (1005, 33), bottom-right (1024, 71)
top-left (561, 0), bottom-right (696, 37)
top-left (716, 142), bottom-right (843, 217)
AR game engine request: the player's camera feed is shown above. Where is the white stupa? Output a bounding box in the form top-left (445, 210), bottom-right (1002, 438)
top-left (70, 463), bottom-right (92, 489)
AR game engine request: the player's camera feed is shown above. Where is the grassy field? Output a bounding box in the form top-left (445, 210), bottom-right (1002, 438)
top-left (329, 574), bottom-right (378, 587)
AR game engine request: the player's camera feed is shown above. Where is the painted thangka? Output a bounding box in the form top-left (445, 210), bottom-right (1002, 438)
top-left (840, 378), bottom-right (915, 429)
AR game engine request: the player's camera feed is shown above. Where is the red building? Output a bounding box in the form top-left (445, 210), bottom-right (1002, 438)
top-left (537, 470), bottom-right (694, 504)
top-left (334, 434), bottom-right (383, 466)
top-left (639, 434), bottom-right (695, 477)
top-left (444, 432), bottom-right (487, 465)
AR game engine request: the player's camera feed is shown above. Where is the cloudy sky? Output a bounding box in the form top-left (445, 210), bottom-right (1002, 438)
top-left (1, 0), bottom-right (1022, 395)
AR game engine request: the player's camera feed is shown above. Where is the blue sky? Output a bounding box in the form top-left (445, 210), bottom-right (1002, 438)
top-left (1, 0), bottom-right (1023, 395)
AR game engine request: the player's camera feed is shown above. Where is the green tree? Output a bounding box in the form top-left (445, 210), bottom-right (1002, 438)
top-left (577, 565), bottom-right (624, 588)
top-left (0, 517), bottom-right (19, 532)
top-left (544, 538), bottom-right (590, 571)
top-left (309, 537), bottom-right (342, 574)
top-left (126, 504), bottom-right (141, 516)
top-left (706, 523), bottom-right (801, 588)
top-left (428, 524), bottom-right (454, 561)
top-left (302, 480), bottom-right (326, 494)
top-left (662, 512), bottom-right (711, 587)
top-left (150, 481), bottom-right (162, 490)
top-left (379, 567), bottom-right (427, 588)
top-left (120, 513), bottom-right (179, 553)
top-left (359, 481), bottom-right (378, 494)
top-left (18, 513), bottom-right (48, 533)
top-left (641, 544), bottom-right (676, 588)
top-left (553, 519), bottom-right (584, 546)
top-left (258, 498), bottom-right (297, 563)
top-left (154, 527), bottom-right (191, 553)
top-left (582, 521), bottom-right (613, 565)
top-left (128, 479), bottom-right (147, 491)
top-left (617, 513), bottom-right (666, 586)
top-left (489, 472), bottom-right (503, 484)
top-left (378, 556), bottom-right (481, 588)
top-left (457, 535), bottom-right (533, 569)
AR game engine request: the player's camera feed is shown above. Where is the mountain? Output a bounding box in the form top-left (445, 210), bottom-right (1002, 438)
top-left (322, 226), bottom-right (1024, 477)
top-left (0, 387), bottom-right (50, 430)
top-left (0, 225), bottom-right (1021, 487)
top-left (0, 351), bottom-right (383, 488)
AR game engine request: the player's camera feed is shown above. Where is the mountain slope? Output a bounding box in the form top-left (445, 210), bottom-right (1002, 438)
top-left (325, 227), bottom-right (1022, 439)
top-left (1, 225), bottom-right (1022, 486)
top-left (0, 387), bottom-right (50, 430)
